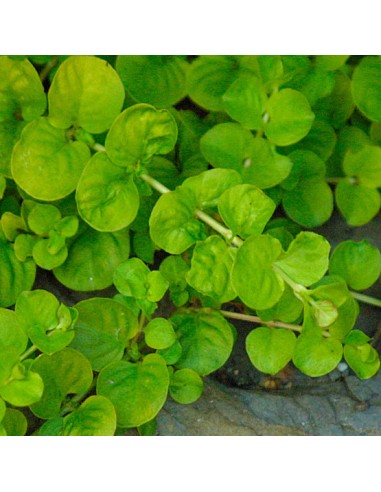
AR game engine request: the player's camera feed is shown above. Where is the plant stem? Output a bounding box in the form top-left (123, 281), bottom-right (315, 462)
top-left (39, 56), bottom-right (59, 83)
top-left (220, 310), bottom-right (331, 337)
top-left (92, 142), bottom-right (107, 153)
top-left (351, 291), bottom-right (381, 308)
top-left (140, 173), bottom-right (244, 247)
top-left (19, 344), bottom-right (38, 361)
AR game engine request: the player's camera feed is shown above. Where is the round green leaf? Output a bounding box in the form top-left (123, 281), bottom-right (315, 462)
top-left (62, 395), bottom-right (117, 436)
top-left (54, 226), bottom-right (130, 291)
top-left (76, 152), bottom-right (139, 232)
top-left (0, 232), bottom-right (36, 308)
top-left (316, 70), bottom-right (354, 128)
top-left (232, 234), bottom-right (284, 310)
top-left (96, 353), bottom-right (169, 428)
top-left (157, 340), bottom-right (183, 365)
top-left (16, 289), bottom-right (61, 332)
top-left (283, 178), bottom-right (333, 228)
top-left (169, 368), bottom-right (204, 404)
top-left (149, 186), bottom-right (206, 254)
top-left (31, 348), bottom-right (93, 419)
top-left (241, 138), bottom-right (293, 189)
top-left (335, 180), bottom-right (381, 226)
top-left (246, 327), bottom-right (296, 375)
top-left (32, 238), bottom-right (68, 270)
top-left (0, 347), bottom-right (20, 387)
top-left (329, 240), bottom-right (381, 291)
top-left (0, 56), bottom-right (46, 122)
top-left (0, 118), bottom-right (25, 177)
top-left (343, 145), bottom-right (381, 188)
top-left (293, 334), bottom-right (343, 377)
top-left (257, 284), bottom-right (303, 324)
top-left (181, 168), bottom-right (242, 209)
top-left (105, 104), bottom-right (178, 168)
top-left (265, 89), bottom-right (315, 146)
top-left (274, 231), bottom-right (330, 286)
top-left (116, 55), bottom-right (188, 108)
top-left (1, 408), bottom-right (27, 436)
top-left (48, 55), bottom-right (125, 133)
top-left (113, 257), bottom-right (150, 298)
top-left (172, 311), bottom-right (234, 376)
top-left (28, 204), bottom-right (61, 237)
top-left (200, 122), bottom-right (253, 172)
top-left (315, 55), bottom-right (349, 71)
top-left (344, 344), bottom-right (380, 380)
top-left (328, 296), bottom-right (359, 340)
top-left (218, 184), bottom-right (276, 238)
top-left (186, 235), bottom-right (237, 302)
top-left (0, 364), bottom-right (44, 407)
top-left (144, 318), bottom-right (177, 350)
top-left (0, 308), bottom-right (28, 354)
top-left (285, 119), bottom-right (337, 162)
top-left (70, 297), bottom-right (138, 371)
top-left (146, 271), bottom-right (169, 302)
top-left (222, 75), bottom-right (267, 130)
top-left (187, 56), bottom-right (240, 111)
top-left (352, 56), bottom-right (381, 123)
top-left (11, 118), bottom-right (90, 201)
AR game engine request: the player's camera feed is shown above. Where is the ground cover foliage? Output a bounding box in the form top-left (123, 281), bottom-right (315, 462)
top-left (0, 55), bottom-right (381, 436)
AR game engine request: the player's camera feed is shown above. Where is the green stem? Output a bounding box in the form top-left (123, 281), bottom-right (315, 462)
top-left (273, 265), bottom-right (307, 296)
top-left (220, 310), bottom-right (330, 337)
top-left (351, 291), bottom-right (381, 308)
top-left (92, 142), bottom-right (107, 153)
top-left (140, 173), bottom-right (244, 247)
top-left (19, 344), bottom-right (38, 361)
top-left (39, 56), bottom-right (59, 83)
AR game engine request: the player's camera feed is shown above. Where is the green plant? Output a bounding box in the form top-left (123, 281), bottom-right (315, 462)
top-left (1, 55), bottom-right (381, 436)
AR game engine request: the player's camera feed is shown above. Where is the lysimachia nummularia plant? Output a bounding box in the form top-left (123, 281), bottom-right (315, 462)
top-left (1, 54), bottom-right (381, 436)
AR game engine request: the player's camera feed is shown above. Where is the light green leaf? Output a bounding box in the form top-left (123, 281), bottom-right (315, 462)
top-left (181, 168), bottom-right (242, 209)
top-left (187, 56), bottom-right (240, 111)
top-left (144, 318), bottom-right (177, 350)
top-left (149, 186), bottom-right (206, 254)
top-left (343, 145), bottom-right (381, 188)
top-left (0, 118), bottom-right (25, 177)
top-left (275, 231), bottom-right (330, 286)
top-left (315, 55), bottom-right (349, 71)
top-left (0, 56), bottom-right (46, 122)
top-left (31, 348), bottom-right (93, 419)
top-left (70, 297), bottom-right (138, 371)
top-left (246, 327), bottom-right (296, 375)
top-left (335, 180), bottom-right (381, 226)
top-left (105, 104), bottom-right (178, 168)
top-left (48, 55), bottom-right (125, 133)
top-left (329, 240), bottom-right (381, 291)
top-left (241, 138), bottom-right (293, 189)
top-left (54, 226), bottom-right (130, 291)
top-left (352, 56), bottom-right (381, 123)
top-left (218, 184), bottom-right (276, 238)
top-left (169, 368), bottom-right (204, 404)
top-left (344, 344), bottom-right (380, 380)
top-left (27, 203), bottom-right (61, 236)
top-left (62, 395), bottom-right (117, 436)
top-left (257, 284), bottom-right (303, 323)
top-left (146, 271), bottom-right (169, 302)
top-left (11, 118), bottom-right (90, 201)
top-left (0, 308), bottom-right (28, 354)
top-left (264, 89), bottom-right (315, 146)
top-left (116, 55), bottom-right (188, 108)
top-left (186, 235), bottom-right (237, 302)
top-left (232, 234), bottom-right (284, 310)
top-left (344, 330), bottom-right (372, 346)
top-left (171, 310), bottom-right (234, 376)
top-left (76, 152), bottom-right (139, 232)
top-left (0, 363), bottom-right (44, 407)
top-left (1, 408), bottom-right (28, 436)
top-left (0, 230), bottom-right (36, 308)
top-left (113, 258), bottom-right (150, 298)
top-left (293, 333), bottom-right (343, 377)
top-left (32, 238), bottom-right (68, 270)
top-left (97, 353), bottom-right (169, 428)
top-left (222, 75), bottom-right (267, 129)
top-left (200, 122), bottom-right (252, 172)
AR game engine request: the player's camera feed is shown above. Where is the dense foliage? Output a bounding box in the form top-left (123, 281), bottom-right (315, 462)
top-left (0, 55), bottom-right (381, 436)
